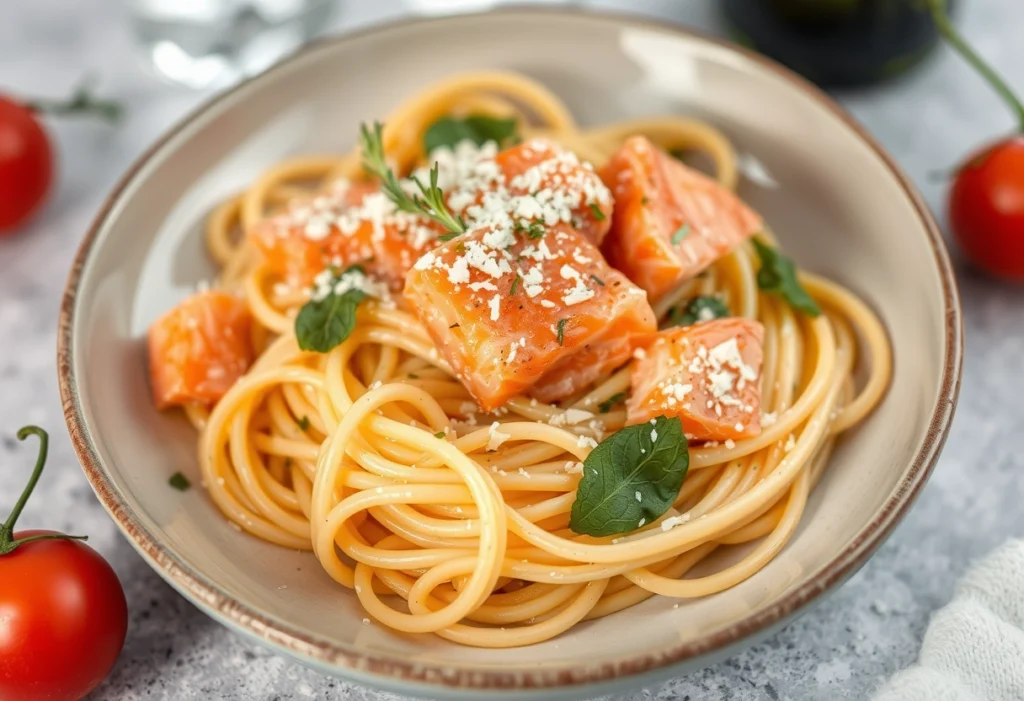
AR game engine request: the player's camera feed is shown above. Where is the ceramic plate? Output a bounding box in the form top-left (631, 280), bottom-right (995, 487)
top-left (59, 9), bottom-right (962, 700)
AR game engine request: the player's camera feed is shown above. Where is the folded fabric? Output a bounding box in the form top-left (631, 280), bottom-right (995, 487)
top-left (873, 538), bottom-right (1024, 701)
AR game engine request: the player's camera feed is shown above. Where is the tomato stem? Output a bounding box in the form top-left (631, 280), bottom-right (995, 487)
top-left (927, 0), bottom-right (1024, 133)
top-left (24, 77), bottom-right (122, 123)
top-left (0, 426), bottom-right (88, 556)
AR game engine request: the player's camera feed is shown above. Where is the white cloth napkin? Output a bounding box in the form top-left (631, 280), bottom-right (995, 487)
top-left (873, 539), bottom-right (1024, 701)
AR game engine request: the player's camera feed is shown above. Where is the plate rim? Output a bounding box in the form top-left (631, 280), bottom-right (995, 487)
top-left (57, 6), bottom-right (963, 696)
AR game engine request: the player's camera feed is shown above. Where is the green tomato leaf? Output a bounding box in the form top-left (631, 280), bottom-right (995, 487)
top-left (751, 239), bottom-right (821, 317)
top-left (423, 115), bottom-right (518, 155)
top-left (295, 267), bottom-right (369, 353)
top-left (664, 296), bottom-right (730, 328)
top-left (569, 416), bottom-right (689, 537)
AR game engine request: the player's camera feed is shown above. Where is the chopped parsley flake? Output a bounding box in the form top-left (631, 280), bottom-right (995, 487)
top-left (515, 219), bottom-right (546, 240)
top-left (434, 431), bottom-right (447, 439)
top-left (169, 472), bottom-right (191, 491)
top-left (590, 274), bottom-right (605, 286)
top-left (588, 203), bottom-right (606, 221)
top-left (598, 392), bottom-right (627, 413)
top-left (297, 415), bottom-right (310, 431)
top-left (671, 223), bottom-right (691, 245)
top-left (509, 274), bottom-right (521, 296)
top-left (556, 318), bottom-right (568, 345)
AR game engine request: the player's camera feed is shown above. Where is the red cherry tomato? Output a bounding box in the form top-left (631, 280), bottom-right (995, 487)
top-left (0, 97), bottom-right (53, 233)
top-left (0, 531), bottom-right (128, 701)
top-left (948, 137), bottom-right (1024, 281)
top-left (0, 427), bottom-right (127, 701)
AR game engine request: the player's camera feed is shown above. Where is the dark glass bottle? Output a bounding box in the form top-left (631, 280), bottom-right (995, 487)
top-left (721, 0), bottom-right (952, 88)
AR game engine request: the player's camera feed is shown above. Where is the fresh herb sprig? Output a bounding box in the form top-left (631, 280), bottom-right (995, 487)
top-left (359, 122), bottom-right (466, 236)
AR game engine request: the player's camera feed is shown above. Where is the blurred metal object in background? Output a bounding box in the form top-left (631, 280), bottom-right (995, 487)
top-left (126, 0), bottom-right (336, 89)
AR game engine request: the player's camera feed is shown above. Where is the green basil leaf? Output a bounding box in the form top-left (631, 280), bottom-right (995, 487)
top-left (751, 239), bottom-right (821, 317)
top-left (295, 268), bottom-right (369, 352)
top-left (423, 115), bottom-right (518, 154)
top-left (569, 416), bottom-right (689, 537)
top-left (664, 296), bottom-right (730, 328)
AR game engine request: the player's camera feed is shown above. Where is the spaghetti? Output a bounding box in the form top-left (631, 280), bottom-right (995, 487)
top-left (162, 71), bottom-right (890, 647)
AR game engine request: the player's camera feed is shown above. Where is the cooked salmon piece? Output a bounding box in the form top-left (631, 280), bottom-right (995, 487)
top-left (627, 318), bottom-right (764, 441)
top-left (599, 136), bottom-right (762, 304)
top-left (404, 221), bottom-right (655, 411)
top-left (249, 180), bottom-right (443, 290)
top-left (148, 291), bottom-right (254, 410)
top-left (493, 140), bottom-right (613, 246)
top-left (530, 313), bottom-right (654, 405)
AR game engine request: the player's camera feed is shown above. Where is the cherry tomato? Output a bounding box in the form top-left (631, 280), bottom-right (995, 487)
top-left (949, 137), bottom-right (1024, 280)
top-left (0, 531), bottom-right (128, 701)
top-left (0, 427), bottom-right (128, 701)
top-left (0, 97), bottom-right (53, 233)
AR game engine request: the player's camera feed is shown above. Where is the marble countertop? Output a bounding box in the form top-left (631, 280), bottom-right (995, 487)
top-left (2, 0), bottom-right (1022, 699)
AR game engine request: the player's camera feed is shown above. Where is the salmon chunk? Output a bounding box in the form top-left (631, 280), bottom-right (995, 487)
top-left (148, 291), bottom-right (254, 410)
top-left (491, 140), bottom-right (613, 245)
top-left (599, 136), bottom-right (762, 303)
top-left (627, 318), bottom-right (764, 441)
top-left (249, 180), bottom-right (443, 290)
top-left (404, 222), bottom-right (655, 411)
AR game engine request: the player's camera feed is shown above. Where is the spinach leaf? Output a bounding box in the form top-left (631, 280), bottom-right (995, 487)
top-left (569, 416), bottom-right (689, 537)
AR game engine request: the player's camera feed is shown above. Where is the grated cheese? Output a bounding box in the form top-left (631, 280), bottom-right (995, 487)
top-left (487, 421), bottom-right (511, 451)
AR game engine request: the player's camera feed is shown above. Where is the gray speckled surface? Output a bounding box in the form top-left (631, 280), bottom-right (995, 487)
top-left (1, 1), bottom-right (1022, 699)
